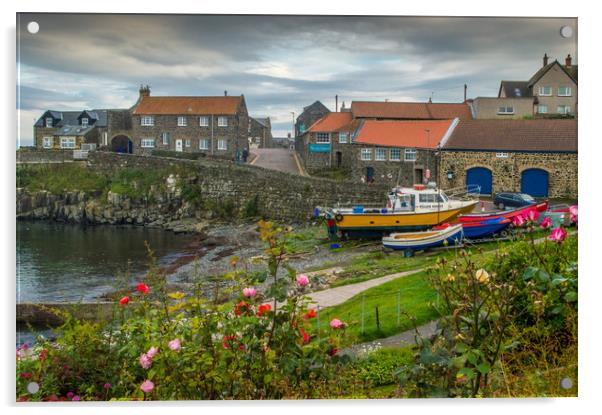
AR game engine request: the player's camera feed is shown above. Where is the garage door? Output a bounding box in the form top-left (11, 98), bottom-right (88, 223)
top-left (521, 168), bottom-right (549, 197)
top-left (466, 167), bottom-right (493, 195)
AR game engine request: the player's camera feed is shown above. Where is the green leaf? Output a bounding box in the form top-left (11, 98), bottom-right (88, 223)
top-left (457, 367), bottom-right (475, 380)
top-left (565, 291), bottom-right (578, 302)
top-left (466, 351), bottom-right (478, 366)
top-left (476, 362), bottom-right (490, 375)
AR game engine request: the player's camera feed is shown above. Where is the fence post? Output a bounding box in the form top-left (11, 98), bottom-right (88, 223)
top-left (361, 294), bottom-right (365, 335)
top-left (397, 289), bottom-right (401, 326)
top-left (317, 305), bottom-right (321, 340)
top-left (375, 306), bottom-right (380, 331)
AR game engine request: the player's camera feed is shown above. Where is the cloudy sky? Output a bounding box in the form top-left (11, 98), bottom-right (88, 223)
top-left (16, 14), bottom-right (577, 144)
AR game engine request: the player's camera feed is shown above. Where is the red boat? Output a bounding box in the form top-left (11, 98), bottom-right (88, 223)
top-left (458, 201), bottom-right (548, 223)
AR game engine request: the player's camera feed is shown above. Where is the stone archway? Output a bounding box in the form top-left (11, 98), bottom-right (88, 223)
top-left (111, 135), bottom-right (133, 154)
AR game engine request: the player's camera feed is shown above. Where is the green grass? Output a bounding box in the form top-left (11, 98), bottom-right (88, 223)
top-left (16, 164), bottom-right (108, 193)
top-left (309, 167), bottom-right (352, 181)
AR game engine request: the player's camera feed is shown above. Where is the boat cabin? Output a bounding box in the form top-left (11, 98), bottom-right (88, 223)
top-left (388, 184), bottom-right (449, 212)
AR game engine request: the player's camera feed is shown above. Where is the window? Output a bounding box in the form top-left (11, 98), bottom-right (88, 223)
top-left (514, 88), bottom-right (522, 97)
top-left (81, 118), bottom-right (89, 127)
top-left (218, 139), bottom-right (228, 150)
top-left (538, 86), bottom-right (552, 96)
top-left (218, 117), bottom-right (228, 127)
top-left (60, 137), bottom-right (76, 149)
top-left (557, 105), bottom-right (571, 114)
top-left (185, 139), bottom-right (191, 147)
top-left (361, 148), bottom-right (372, 161)
top-left (538, 105), bottom-right (548, 114)
top-left (45, 117), bottom-right (53, 128)
top-left (404, 148), bottom-right (417, 161)
top-left (338, 132), bottom-right (348, 144)
top-left (141, 138), bottom-right (155, 148)
top-left (390, 148), bottom-right (401, 161)
top-left (103, 132), bottom-right (108, 146)
top-left (558, 86), bottom-right (572, 97)
top-left (162, 132), bottom-right (169, 145)
top-left (316, 132), bottom-right (330, 143)
top-left (375, 148), bottom-right (386, 161)
top-left (497, 106), bottom-right (514, 114)
top-left (141, 116), bottom-right (154, 126)
top-left (419, 194), bottom-right (438, 203)
top-left (199, 116), bottom-right (209, 127)
top-left (199, 138), bottom-right (210, 150)
top-left (496, 152), bottom-right (509, 158)
top-left (177, 116), bottom-right (187, 127)
top-left (42, 136), bottom-right (53, 148)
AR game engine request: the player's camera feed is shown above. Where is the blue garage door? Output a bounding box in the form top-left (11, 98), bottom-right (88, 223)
top-left (466, 167), bottom-right (493, 195)
top-left (521, 168), bottom-right (549, 197)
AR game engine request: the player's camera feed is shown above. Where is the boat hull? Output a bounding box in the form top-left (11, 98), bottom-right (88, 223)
top-left (458, 201), bottom-right (548, 223)
top-left (383, 225), bottom-right (464, 251)
top-left (461, 218), bottom-right (511, 239)
top-left (335, 202), bottom-right (478, 238)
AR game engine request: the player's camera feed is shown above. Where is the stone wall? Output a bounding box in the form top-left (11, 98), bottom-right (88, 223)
top-left (440, 150), bottom-right (578, 199)
top-left (17, 148), bottom-right (75, 163)
top-left (472, 97), bottom-right (534, 119)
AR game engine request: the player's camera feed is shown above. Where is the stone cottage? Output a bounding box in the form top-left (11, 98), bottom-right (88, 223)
top-left (294, 101), bottom-right (331, 152)
top-left (440, 119), bottom-right (577, 199)
top-left (249, 117), bottom-right (273, 148)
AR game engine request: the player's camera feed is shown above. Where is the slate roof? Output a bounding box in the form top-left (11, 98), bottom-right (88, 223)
top-left (443, 119), bottom-right (577, 153)
top-left (498, 81), bottom-right (530, 98)
top-left (34, 109), bottom-right (108, 128)
top-left (53, 125), bottom-right (95, 136)
top-left (350, 101), bottom-right (473, 120)
top-left (252, 117), bottom-right (270, 128)
top-left (499, 61), bottom-right (578, 98)
top-left (306, 112), bottom-right (354, 133)
top-left (354, 119), bottom-right (455, 149)
top-left (133, 95), bottom-right (243, 115)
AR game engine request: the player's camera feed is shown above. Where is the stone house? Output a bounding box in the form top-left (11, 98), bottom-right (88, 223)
top-left (498, 54), bottom-right (578, 117)
top-left (294, 101), bottom-right (330, 152)
top-left (440, 119), bottom-right (577, 199)
top-left (351, 119), bottom-right (459, 186)
top-left (249, 117), bottom-right (273, 148)
top-left (131, 87), bottom-right (249, 158)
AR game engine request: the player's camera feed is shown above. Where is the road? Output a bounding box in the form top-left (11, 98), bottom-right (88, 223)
top-left (250, 148), bottom-right (306, 176)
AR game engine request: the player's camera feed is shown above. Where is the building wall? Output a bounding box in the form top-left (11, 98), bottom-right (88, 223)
top-left (299, 131), bottom-right (356, 173)
top-left (533, 65), bottom-right (578, 116)
top-left (473, 97), bottom-right (534, 119)
top-left (249, 118), bottom-right (273, 148)
top-left (440, 150), bottom-right (577, 199)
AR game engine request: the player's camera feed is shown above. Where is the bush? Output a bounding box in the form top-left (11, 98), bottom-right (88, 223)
top-left (242, 195), bottom-right (261, 218)
top-left (350, 347), bottom-right (414, 387)
top-left (16, 164), bottom-right (108, 193)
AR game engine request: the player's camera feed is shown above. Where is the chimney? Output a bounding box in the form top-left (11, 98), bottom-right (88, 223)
top-left (464, 84), bottom-right (467, 102)
top-left (565, 54), bottom-right (572, 68)
top-left (543, 53), bottom-right (549, 66)
top-left (335, 95), bottom-right (338, 112)
top-left (224, 90), bottom-right (228, 96)
top-left (428, 96), bottom-right (432, 104)
top-left (139, 84), bottom-right (151, 98)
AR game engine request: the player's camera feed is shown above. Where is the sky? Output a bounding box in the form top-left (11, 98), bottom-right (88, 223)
top-left (16, 14), bottom-right (577, 144)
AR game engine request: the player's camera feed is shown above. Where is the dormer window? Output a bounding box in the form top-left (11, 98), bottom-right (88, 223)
top-left (45, 117), bottom-right (53, 128)
top-left (514, 88), bottom-right (522, 97)
top-left (81, 118), bottom-right (89, 127)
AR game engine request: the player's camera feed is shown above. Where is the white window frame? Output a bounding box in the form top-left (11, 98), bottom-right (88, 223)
top-left (558, 86), bottom-right (572, 97)
top-left (103, 132), bottom-right (108, 146)
top-left (199, 138), bottom-right (210, 150)
top-left (361, 148), bottom-right (372, 161)
top-left (217, 139), bottom-right (228, 150)
top-left (141, 116), bottom-right (154, 126)
top-left (162, 132), bottom-right (169, 145)
top-left (81, 118), bottom-right (89, 127)
top-left (42, 136), bottom-right (53, 148)
top-left (60, 137), bottom-right (76, 149)
top-left (375, 148), bottom-right (387, 161)
top-left (199, 116), bottom-right (209, 127)
top-left (45, 117), bottom-right (53, 128)
top-left (496, 152), bottom-right (509, 158)
top-left (316, 132), bottom-right (330, 144)
top-left (538, 105), bottom-right (548, 114)
top-left (338, 132), bottom-right (348, 144)
top-left (141, 138), bottom-right (156, 148)
top-left (390, 148), bottom-right (401, 161)
top-left (497, 106), bottom-right (514, 114)
top-left (177, 116), bottom-right (187, 127)
top-left (185, 139), bottom-right (191, 147)
top-left (557, 105), bottom-right (571, 115)
top-left (404, 148), bottom-right (417, 162)
top-left (218, 117), bottom-right (228, 127)
top-left (538, 86), bottom-right (552, 96)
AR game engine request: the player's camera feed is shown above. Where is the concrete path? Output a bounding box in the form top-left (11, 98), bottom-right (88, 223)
top-left (250, 148), bottom-right (303, 175)
top-left (306, 268), bottom-right (424, 308)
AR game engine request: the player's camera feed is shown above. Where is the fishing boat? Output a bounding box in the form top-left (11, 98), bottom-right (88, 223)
top-left (433, 217), bottom-right (511, 240)
top-left (382, 224), bottom-right (464, 252)
top-left (322, 184), bottom-right (478, 238)
top-left (457, 201), bottom-right (548, 223)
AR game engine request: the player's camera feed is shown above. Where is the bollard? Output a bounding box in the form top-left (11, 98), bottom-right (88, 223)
top-left (397, 290), bottom-right (401, 326)
top-left (361, 294), bottom-right (365, 335)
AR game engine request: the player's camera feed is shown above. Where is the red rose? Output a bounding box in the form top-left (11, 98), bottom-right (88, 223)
top-left (19, 372), bottom-right (32, 379)
top-left (119, 296), bottom-right (129, 306)
top-left (300, 329), bottom-right (310, 345)
top-left (328, 347), bottom-right (338, 357)
top-left (234, 301), bottom-right (250, 316)
top-left (137, 283), bottom-right (149, 295)
top-left (256, 303), bottom-right (272, 317)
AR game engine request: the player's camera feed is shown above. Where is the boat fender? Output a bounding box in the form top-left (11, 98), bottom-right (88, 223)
top-left (335, 214), bottom-right (344, 223)
top-left (381, 208), bottom-right (388, 213)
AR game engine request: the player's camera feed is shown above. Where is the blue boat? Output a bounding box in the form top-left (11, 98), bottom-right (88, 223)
top-left (382, 224), bottom-right (463, 252)
top-left (433, 217), bottom-right (511, 240)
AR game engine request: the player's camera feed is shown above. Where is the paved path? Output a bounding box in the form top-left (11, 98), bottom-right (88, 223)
top-left (250, 148), bottom-right (304, 175)
top-left (306, 269), bottom-right (424, 308)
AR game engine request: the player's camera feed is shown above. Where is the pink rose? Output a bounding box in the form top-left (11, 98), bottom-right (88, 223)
top-left (329, 318), bottom-right (343, 329)
top-left (569, 205), bottom-right (578, 216)
top-left (242, 287), bottom-right (257, 298)
top-left (512, 214), bottom-right (526, 227)
top-left (168, 339), bottom-right (181, 352)
top-left (526, 209), bottom-right (539, 222)
top-left (140, 380), bottom-right (154, 394)
top-left (72, 395), bottom-right (80, 401)
top-left (540, 217), bottom-right (552, 229)
top-left (550, 227), bottom-right (567, 243)
top-left (139, 353), bottom-right (152, 369)
top-left (296, 274), bottom-right (310, 287)
top-left (146, 346), bottom-right (159, 359)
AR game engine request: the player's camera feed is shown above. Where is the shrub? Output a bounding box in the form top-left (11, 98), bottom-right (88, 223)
top-left (350, 347), bottom-right (414, 387)
top-left (242, 195), bottom-right (261, 218)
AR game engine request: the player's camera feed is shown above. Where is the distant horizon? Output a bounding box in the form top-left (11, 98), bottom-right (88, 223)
top-left (17, 14), bottom-right (577, 145)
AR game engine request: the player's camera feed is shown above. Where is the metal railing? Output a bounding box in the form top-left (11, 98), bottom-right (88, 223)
top-left (445, 184), bottom-right (481, 200)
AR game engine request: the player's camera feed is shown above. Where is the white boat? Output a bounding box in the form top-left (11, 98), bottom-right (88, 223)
top-left (382, 223), bottom-right (464, 253)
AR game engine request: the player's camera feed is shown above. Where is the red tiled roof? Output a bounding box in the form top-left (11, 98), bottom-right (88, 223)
top-left (443, 119), bottom-right (577, 152)
top-left (355, 119), bottom-right (456, 149)
top-left (306, 112), bottom-right (354, 133)
top-left (351, 101), bottom-right (473, 120)
top-left (133, 95), bottom-right (242, 115)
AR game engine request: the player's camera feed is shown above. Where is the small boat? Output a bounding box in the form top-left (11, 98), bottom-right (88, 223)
top-left (433, 217), bottom-right (511, 239)
top-left (382, 224), bottom-right (463, 252)
top-left (458, 201), bottom-right (548, 223)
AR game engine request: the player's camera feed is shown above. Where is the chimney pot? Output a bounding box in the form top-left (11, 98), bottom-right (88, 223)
top-left (139, 85), bottom-right (150, 98)
top-left (224, 90), bottom-right (228, 96)
top-left (565, 54), bottom-right (572, 67)
top-left (543, 53), bottom-right (549, 66)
